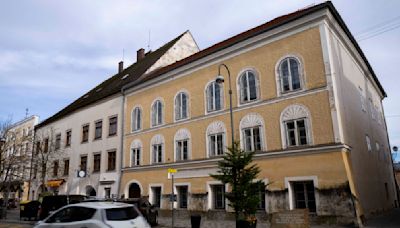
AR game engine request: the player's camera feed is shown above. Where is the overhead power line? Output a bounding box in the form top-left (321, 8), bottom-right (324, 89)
top-left (355, 15), bottom-right (400, 42)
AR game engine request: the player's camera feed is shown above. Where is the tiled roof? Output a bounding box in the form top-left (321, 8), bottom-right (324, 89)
top-left (124, 1), bottom-right (386, 98)
top-left (36, 32), bottom-right (186, 129)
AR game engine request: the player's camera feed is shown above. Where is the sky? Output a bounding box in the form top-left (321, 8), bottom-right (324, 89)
top-left (0, 0), bottom-right (399, 157)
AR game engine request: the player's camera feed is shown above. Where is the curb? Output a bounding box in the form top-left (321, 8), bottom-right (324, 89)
top-left (0, 219), bottom-right (35, 225)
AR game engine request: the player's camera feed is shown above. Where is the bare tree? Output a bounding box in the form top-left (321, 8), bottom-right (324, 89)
top-left (0, 118), bottom-right (32, 218)
top-left (31, 127), bottom-right (65, 196)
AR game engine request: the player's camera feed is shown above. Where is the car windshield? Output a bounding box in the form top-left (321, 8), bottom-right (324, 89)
top-left (105, 206), bottom-right (139, 221)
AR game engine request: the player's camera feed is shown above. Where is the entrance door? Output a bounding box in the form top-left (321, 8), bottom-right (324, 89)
top-left (128, 183), bottom-right (141, 198)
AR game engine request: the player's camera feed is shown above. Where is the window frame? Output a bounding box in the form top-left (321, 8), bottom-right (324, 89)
top-left (94, 120), bottom-right (103, 140)
top-left (174, 91), bottom-right (189, 121)
top-left (150, 135), bottom-right (164, 164)
top-left (277, 56), bottom-right (304, 94)
top-left (237, 69), bottom-right (260, 104)
top-left (151, 99), bottom-right (164, 127)
top-left (63, 159), bottom-right (69, 176)
top-left (81, 124), bottom-right (89, 143)
top-left (93, 153), bottom-right (101, 173)
top-left (107, 150), bottom-right (116, 171)
top-left (131, 147), bottom-right (141, 166)
top-left (284, 118), bottom-right (309, 147)
top-left (65, 130), bottom-right (72, 147)
top-left (205, 81), bottom-right (224, 114)
top-left (108, 116), bottom-right (118, 137)
top-left (55, 133), bottom-right (61, 150)
top-left (131, 106), bottom-right (142, 132)
top-left (53, 160), bottom-right (59, 177)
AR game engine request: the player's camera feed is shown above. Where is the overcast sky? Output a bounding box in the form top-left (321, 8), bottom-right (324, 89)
top-left (0, 0), bottom-right (399, 156)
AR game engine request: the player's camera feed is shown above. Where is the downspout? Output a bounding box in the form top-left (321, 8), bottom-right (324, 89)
top-left (117, 87), bottom-right (126, 198)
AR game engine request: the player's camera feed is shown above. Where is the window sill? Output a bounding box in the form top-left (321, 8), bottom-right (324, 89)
top-left (108, 134), bottom-right (117, 138)
top-left (81, 141), bottom-right (89, 144)
top-left (106, 169), bottom-right (116, 173)
top-left (93, 137), bottom-right (102, 141)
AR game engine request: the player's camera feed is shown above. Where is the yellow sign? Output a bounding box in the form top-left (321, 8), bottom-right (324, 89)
top-left (168, 168), bottom-right (177, 173)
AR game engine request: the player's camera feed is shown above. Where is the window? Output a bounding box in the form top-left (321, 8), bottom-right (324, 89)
top-left (243, 127), bottom-right (262, 152)
top-left (209, 133), bottom-right (224, 156)
top-left (240, 114), bottom-right (264, 152)
top-left (176, 140), bottom-right (189, 161)
top-left (93, 154), bottom-right (101, 173)
top-left (33, 164), bottom-right (37, 179)
top-left (46, 206), bottom-right (96, 223)
top-left (212, 185), bottom-right (225, 209)
top-left (131, 107), bottom-right (142, 132)
top-left (63, 160), bottom-right (69, 176)
top-left (105, 207), bottom-right (139, 221)
top-left (239, 70), bottom-right (258, 103)
top-left (177, 186), bottom-right (188, 209)
top-left (281, 105), bottom-right (311, 148)
top-left (175, 92), bottom-right (189, 120)
top-left (285, 119), bottom-right (308, 147)
top-left (105, 188), bottom-right (111, 199)
top-left (366, 135), bottom-right (371, 152)
top-left (256, 182), bottom-right (266, 210)
top-left (80, 156), bottom-right (87, 171)
top-left (82, 124), bottom-right (89, 143)
top-left (44, 138), bottom-right (49, 153)
top-left (278, 57), bottom-right (302, 93)
top-left (94, 120), bottom-right (102, 140)
top-left (174, 129), bottom-right (190, 161)
top-left (107, 151), bottom-right (116, 171)
top-left (292, 181), bottom-right (316, 213)
top-left (65, 130), bottom-right (71, 147)
top-left (55, 134), bottom-right (61, 150)
top-left (151, 135), bottom-right (164, 164)
top-left (206, 82), bottom-right (223, 112)
top-left (53, 160), bottom-right (59, 177)
top-left (151, 100), bottom-right (163, 127)
top-left (151, 187), bottom-right (161, 208)
top-left (108, 116), bottom-right (117, 136)
top-left (131, 147), bottom-right (141, 166)
top-left (376, 142), bottom-right (380, 153)
top-left (152, 144), bottom-right (163, 163)
top-left (35, 141), bottom-right (41, 155)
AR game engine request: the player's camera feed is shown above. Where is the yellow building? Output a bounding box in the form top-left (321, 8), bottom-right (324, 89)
top-left (119, 2), bottom-right (397, 224)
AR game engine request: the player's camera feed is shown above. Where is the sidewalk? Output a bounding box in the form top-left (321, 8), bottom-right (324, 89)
top-left (0, 208), bottom-right (35, 226)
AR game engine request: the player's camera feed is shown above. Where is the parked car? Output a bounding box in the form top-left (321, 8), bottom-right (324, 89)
top-left (117, 198), bottom-right (158, 226)
top-left (20, 200), bottom-right (41, 220)
top-left (34, 201), bottom-right (150, 228)
top-left (38, 195), bottom-right (87, 220)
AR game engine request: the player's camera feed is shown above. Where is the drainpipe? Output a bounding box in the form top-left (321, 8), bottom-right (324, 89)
top-left (117, 87), bottom-right (126, 198)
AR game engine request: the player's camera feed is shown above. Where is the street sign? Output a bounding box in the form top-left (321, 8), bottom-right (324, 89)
top-left (168, 168), bottom-right (177, 173)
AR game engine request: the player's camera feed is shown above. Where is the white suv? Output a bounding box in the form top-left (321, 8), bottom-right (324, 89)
top-left (34, 201), bottom-right (151, 228)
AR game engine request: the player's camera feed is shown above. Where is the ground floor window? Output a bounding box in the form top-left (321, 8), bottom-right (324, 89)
top-left (256, 183), bottom-right (266, 210)
top-left (104, 187), bottom-right (111, 199)
top-left (212, 185), bottom-right (225, 209)
top-left (151, 186), bottom-right (161, 208)
top-left (177, 186), bottom-right (188, 209)
top-left (292, 181), bottom-right (316, 212)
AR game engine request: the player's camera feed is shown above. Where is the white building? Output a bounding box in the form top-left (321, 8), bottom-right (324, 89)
top-left (30, 31), bottom-right (199, 199)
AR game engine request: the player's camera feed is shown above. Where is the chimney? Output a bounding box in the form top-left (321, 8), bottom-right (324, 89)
top-left (118, 61), bottom-right (123, 73)
top-left (137, 48), bottom-right (145, 61)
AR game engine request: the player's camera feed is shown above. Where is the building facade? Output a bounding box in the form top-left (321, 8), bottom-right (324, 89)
top-left (0, 115), bottom-right (39, 201)
top-left (30, 31), bottom-right (199, 200)
top-left (119, 2), bottom-right (397, 224)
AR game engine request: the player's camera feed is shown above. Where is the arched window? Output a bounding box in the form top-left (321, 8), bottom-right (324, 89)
top-left (278, 57), bottom-right (302, 93)
top-left (239, 70), bottom-right (259, 103)
top-left (151, 134), bottom-right (164, 164)
top-left (206, 121), bottom-right (226, 157)
top-left (175, 92), bottom-right (189, 120)
top-left (151, 99), bottom-right (163, 127)
top-left (130, 139), bottom-right (142, 166)
top-left (131, 107), bottom-right (142, 132)
top-left (240, 113), bottom-right (265, 152)
top-left (174, 129), bottom-right (191, 161)
top-left (280, 104), bottom-right (311, 148)
top-left (206, 82), bottom-right (223, 112)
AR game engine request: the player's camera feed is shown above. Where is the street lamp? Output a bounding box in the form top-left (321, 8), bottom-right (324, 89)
top-left (215, 63), bottom-right (235, 149)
